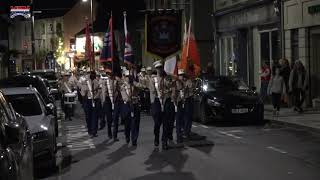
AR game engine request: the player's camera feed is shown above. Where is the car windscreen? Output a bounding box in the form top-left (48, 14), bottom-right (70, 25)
top-left (6, 94), bottom-right (42, 116)
top-left (205, 77), bottom-right (248, 92)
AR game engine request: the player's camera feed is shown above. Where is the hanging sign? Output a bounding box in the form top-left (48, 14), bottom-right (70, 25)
top-left (10, 6), bottom-right (31, 19)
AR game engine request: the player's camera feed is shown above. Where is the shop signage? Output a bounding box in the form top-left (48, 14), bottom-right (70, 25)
top-left (309, 5), bottom-right (320, 14)
top-left (10, 6), bottom-right (31, 19)
top-left (146, 10), bottom-right (182, 59)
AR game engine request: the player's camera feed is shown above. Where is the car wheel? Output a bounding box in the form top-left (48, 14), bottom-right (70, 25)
top-left (200, 103), bottom-right (209, 124)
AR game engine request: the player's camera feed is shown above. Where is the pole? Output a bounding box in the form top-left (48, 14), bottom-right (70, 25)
top-left (91, 0), bottom-right (95, 71)
top-left (110, 11), bottom-right (114, 74)
top-left (31, 1), bottom-right (36, 70)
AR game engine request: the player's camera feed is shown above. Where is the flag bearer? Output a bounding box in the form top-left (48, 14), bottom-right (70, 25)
top-left (83, 71), bottom-right (101, 137)
top-left (175, 69), bottom-right (193, 142)
top-left (101, 71), bottom-right (115, 139)
top-left (112, 75), bottom-right (123, 142)
top-left (182, 70), bottom-right (195, 139)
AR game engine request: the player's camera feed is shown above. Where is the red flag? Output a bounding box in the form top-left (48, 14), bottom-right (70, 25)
top-left (85, 19), bottom-right (93, 63)
top-left (179, 19), bottom-right (201, 78)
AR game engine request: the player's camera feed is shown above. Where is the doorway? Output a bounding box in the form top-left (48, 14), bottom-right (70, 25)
top-left (310, 33), bottom-right (320, 100)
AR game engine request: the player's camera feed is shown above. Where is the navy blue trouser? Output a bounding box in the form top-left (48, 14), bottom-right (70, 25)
top-left (176, 101), bottom-right (185, 142)
top-left (102, 97), bottom-right (113, 137)
top-left (85, 99), bottom-right (100, 135)
top-left (112, 101), bottom-right (122, 139)
top-left (151, 98), bottom-right (172, 145)
top-left (121, 103), bottom-right (141, 144)
top-left (166, 101), bottom-right (176, 141)
top-left (183, 97), bottom-right (194, 137)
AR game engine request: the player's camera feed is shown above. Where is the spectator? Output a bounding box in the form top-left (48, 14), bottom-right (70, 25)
top-left (289, 61), bottom-right (308, 113)
top-left (268, 67), bottom-right (286, 116)
top-left (279, 58), bottom-right (291, 105)
top-left (260, 62), bottom-right (271, 102)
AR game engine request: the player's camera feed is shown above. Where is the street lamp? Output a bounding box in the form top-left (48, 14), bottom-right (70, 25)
top-left (82, 0), bottom-right (95, 70)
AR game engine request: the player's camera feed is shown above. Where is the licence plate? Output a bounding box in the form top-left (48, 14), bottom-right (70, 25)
top-left (232, 108), bottom-right (248, 114)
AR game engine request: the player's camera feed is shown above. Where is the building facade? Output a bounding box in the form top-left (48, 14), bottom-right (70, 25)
top-left (284, 0), bottom-right (320, 102)
top-left (9, 17), bottom-right (64, 72)
top-left (144, 0), bottom-right (214, 68)
top-left (214, 0), bottom-right (280, 89)
top-left (0, 15), bottom-right (9, 79)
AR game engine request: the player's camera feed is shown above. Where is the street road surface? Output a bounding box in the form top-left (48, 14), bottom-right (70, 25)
top-left (36, 102), bottom-right (320, 180)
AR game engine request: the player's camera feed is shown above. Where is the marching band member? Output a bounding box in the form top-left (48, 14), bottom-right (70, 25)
top-left (120, 69), bottom-right (143, 146)
top-left (101, 71), bottom-right (115, 139)
top-left (83, 71), bottom-right (101, 137)
top-left (175, 69), bottom-right (188, 143)
top-left (149, 61), bottom-right (174, 150)
top-left (59, 72), bottom-right (74, 121)
top-left (112, 74), bottom-right (123, 142)
top-left (182, 70), bottom-right (195, 139)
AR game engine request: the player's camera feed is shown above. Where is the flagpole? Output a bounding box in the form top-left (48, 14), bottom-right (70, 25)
top-left (186, 18), bottom-right (191, 58)
top-left (110, 11), bottom-right (114, 75)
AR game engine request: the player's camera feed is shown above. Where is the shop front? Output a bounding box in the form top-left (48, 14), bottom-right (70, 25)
top-left (215, 1), bottom-right (279, 88)
top-left (284, 0), bottom-right (320, 105)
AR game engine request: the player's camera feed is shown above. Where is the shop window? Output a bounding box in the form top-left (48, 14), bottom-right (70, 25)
top-left (260, 32), bottom-right (270, 66)
top-left (272, 31), bottom-right (280, 62)
top-left (260, 30), bottom-right (281, 73)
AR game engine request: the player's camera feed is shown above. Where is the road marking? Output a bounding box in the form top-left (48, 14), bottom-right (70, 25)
top-left (57, 142), bottom-right (62, 147)
top-left (227, 130), bottom-right (244, 133)
top-left (267, 146), bottom-right (287, 154)
top-left (200, 125), bottom-right (209, 129)
top-left (192, 125), bottom-right (198, 128)
top-left (218, 131), bottom-right (243, 139)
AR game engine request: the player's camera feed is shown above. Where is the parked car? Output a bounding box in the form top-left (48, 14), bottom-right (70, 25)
top-left (0, 91), bottom-right (34, 180)
top-left (2, 87), bottom-right (57, 169)
top-left (24, 69), bottom-right (59, 89)
top-left (23, 70), bottom-right (60, 98)
top-left (0, 75), bottom-right (58, 136)
top-left (193, 76), bottom-right (264, 124)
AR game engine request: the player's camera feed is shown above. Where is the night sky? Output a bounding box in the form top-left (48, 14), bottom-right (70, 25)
top-left (2, 0), bottom-right (146, 26)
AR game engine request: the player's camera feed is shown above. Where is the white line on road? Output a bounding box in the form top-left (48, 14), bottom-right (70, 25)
top-left (200, 125), bottom-right (209, 129)
top-left (218, 131), bottom-right (243, 139)
top-left (192, 125), bottom-right (198, 128)
top-left (267, 146), bottom-right (287, 154)
top-left (227, 130), bottom-right (244, 133)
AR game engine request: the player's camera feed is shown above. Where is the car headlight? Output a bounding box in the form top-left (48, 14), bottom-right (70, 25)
top-left (203, 84), bottom-right (208, 92)
top-left (33, 131), bottom-right (48, 140)
top-left (207, 99), bottom-right (222, 107)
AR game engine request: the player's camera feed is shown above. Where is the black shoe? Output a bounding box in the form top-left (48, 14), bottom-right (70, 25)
top-left (114, 138), bottom-right (119, 142)
top-left (126, 138), bottom-right (130, 144)
top-left (69, 117), bottom-right (72, 121)
top-left (99, 126), bottom-right (105, 130)
top-left (162, 144), bottom-right (168, 150)
top-left (132, 142), bottom-right (137, 146)
top-left (91, 134), bottom-right (98, 138)
top-left (154, 140), bottom-right (159, 147)
top-left (108, 134), bottom-right (113, 139)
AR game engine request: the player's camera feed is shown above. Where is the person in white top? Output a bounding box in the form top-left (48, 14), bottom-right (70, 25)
top-left (268, 67), bottom-right (286, 115)
top-left (59, 72), bottom-right (75, 121)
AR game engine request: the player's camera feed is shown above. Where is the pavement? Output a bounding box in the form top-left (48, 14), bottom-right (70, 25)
top-left (34, 101), bottom-right (320, 180)
top-left (265, 104), bottom-right (320, 133)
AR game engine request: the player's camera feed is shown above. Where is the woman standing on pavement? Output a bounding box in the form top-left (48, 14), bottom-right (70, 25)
top-left (279, 59), bottom-right (291, 105)
top-left (260, 62), bottom-right (271, 102)
top-left (268, 67), bottom-right (286, 116)
top-left (289, 61), bottom-right (308, 113)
